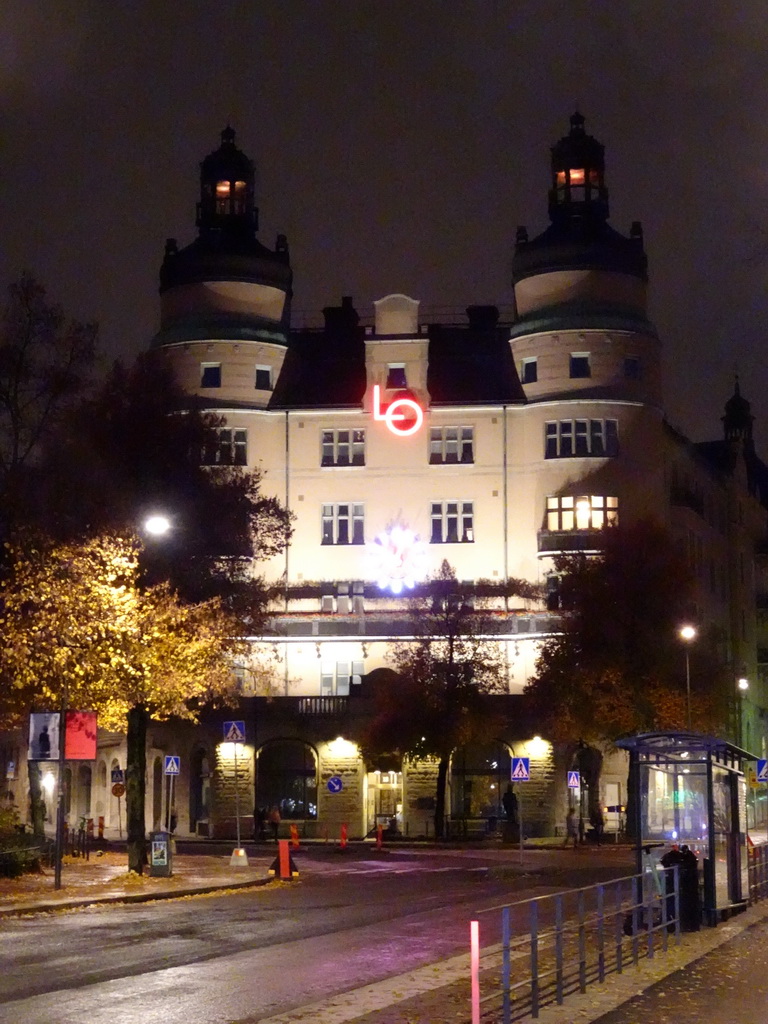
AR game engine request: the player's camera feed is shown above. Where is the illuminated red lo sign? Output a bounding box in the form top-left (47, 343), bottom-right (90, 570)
top-left (372, 384), bottom-right (424, 436)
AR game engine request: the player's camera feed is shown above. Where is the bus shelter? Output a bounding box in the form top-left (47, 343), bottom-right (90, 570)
top-left (617, 732), bottom-right (753, 925)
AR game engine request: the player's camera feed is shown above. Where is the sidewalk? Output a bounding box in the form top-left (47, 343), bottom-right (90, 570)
top-left (0, 848), bottom-right (273, 916)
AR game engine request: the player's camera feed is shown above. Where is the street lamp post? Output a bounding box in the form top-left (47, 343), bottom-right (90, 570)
top-left (737, 677), bottom-right (749, 747)
top-left (679, 625), bottom-right (697, 730)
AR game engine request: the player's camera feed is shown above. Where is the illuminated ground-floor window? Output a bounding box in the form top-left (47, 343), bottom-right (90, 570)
top-left (451, 742), bottom-right (512, 822)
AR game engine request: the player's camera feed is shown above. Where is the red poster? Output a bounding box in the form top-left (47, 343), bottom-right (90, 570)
top-left (64, 711), bottom-right (98, 760)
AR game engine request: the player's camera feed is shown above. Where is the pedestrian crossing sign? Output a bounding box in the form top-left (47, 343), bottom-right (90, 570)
top-left (223, 720), bottom-right (246, 743)
top-left (757, 759), bottom-right (768, 783)
top-left (164, 755), bottom-right (180, 775)
top-left (511, 757), bottom-right (530, 781)
top-left (567, 770), bottom-right (580, 789)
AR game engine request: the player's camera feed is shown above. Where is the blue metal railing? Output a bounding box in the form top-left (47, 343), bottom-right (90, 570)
top-left (473, 867), bottom-right (680, 1022)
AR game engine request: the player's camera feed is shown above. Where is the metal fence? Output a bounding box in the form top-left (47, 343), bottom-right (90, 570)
top-left (472, 867), bottom-right (680, 1023)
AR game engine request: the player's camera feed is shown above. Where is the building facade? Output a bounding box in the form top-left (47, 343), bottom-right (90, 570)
top-left (8, 115), bottom-right (767, 840)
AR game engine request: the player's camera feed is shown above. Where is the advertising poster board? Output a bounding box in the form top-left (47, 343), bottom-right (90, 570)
top-left (28, 712), bottom-right (61, 761)
top-left (64, 711), bottom-right (98, 760)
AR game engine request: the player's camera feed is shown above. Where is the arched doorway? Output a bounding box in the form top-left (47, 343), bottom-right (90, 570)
top-left (450, 742), bottom-right (512, 833)
top-left (256, 740), bottom-right (317, 822)
top-left (189, 746), bottom-right (211, 836)
top-left (95, 761), bottom-right (107, 822)
top-left (76, 764), bottom-right (92, 821)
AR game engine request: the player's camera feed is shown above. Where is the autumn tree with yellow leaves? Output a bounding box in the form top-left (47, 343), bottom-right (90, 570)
top-left (0, 534), bottom-right (245, 872)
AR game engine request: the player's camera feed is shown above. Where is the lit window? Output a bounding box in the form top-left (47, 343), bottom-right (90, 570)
top-left (430, 427), bottom-right (474, 465)
top-left (386, 364), bottom-right (408, 389)
top-left (320, 661), bottom-right (364, 696)
top-left (322, 503), bottom-right (364, 545)
top-left (321, 429), bottom-right (365, 467)
top-left (569, 168), bottom-right (585, 185)
top-left (202, 428), bottom-right (247, 466)
top-left (200, 363), bottom-right (221, 388)
top-left (544, 420), bottom-right (618, 458)
top-left (430, 501), bottom-right (474, 544)
top-left (255, 365), bottom-right (273, 391)
top-left (546, 495), bottom-right (618, 531)
top-left (521, 358), bottom-right (538, 384)
top-left (215, 180), bottom-right (230, 215)
top-left (569, 353), bottom-right (590, 379)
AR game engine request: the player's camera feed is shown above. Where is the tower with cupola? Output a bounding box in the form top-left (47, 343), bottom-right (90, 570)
top-left (510, 112), bottom-right (661, 409)
top-left (152, 127), bottom-right (293, 409)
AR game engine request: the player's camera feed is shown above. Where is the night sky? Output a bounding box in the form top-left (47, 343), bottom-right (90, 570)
top-left (2, 2), bottom-right (767, 447)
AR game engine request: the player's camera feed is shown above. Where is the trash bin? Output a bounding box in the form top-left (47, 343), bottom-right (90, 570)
top-left (149, 830), bottom-right (173, 877)
top-left (678, 845), bottom-right (701, 931)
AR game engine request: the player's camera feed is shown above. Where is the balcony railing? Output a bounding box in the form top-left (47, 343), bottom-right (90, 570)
top-left (537, 530), bottom-right (605, 555)
top-left (296, 696), bottom-right (349, 716)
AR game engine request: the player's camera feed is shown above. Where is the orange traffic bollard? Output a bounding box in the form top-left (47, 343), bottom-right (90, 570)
top-left (340, 822), bottom-right (348, 849)
top-left (376, 824), bottom-right (383, 850)
top-left (98, 816), bottom-right (105, 840)
top-left (268, 838), bottom-right (299, 879)
top-left (290, 823), bottom-right (300, 849)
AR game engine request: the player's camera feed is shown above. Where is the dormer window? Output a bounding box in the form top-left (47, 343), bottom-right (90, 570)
top-left (386, 364), bottom-right (407, 389)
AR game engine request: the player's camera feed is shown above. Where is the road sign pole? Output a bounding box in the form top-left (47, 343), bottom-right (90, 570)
top-left (519, 790), bottom-right (524, 866)
top-left (234, 739), bottom-right (242, 850)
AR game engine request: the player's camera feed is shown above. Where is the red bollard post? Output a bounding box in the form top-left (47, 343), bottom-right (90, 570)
top-left (278, 838), bottom-right (291, 879)
top-left (98, 816), bottom-right (104, 840)
top-left (290, 823), bottom-right (300, 849)
top-left (376, 824), bottom-right (383, 850)
top-left (340, 823), bottom-right (348, 850)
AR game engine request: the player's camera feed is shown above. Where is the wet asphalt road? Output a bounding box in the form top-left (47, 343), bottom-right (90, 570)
top-left (0, 846), bottom-right (633, 1024)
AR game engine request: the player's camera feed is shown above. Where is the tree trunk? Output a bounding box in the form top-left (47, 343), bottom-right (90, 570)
top-left (434, 757), bottom-right (449, 839)
top-left (27, 760), bottom-right (46, 838)
top-left (126, 703), bottom-right (148, 874)
top-left (577, 744), bottom-right (604, 837)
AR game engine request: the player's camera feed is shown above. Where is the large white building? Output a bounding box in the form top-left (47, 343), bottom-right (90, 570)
top-left (8, 115), bottom-right (767, 841)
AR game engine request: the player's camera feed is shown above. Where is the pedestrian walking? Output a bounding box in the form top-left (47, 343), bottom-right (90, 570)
top-left (268, 805), bottom-right (281, 842)
top-left (502, 784), bottom-right (518, 825)
top-left (563, 807), bottom-right (578, 848)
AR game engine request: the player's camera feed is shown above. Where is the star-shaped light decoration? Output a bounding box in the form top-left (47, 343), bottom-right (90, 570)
top-left (366, 526), bottom-right (428, 594)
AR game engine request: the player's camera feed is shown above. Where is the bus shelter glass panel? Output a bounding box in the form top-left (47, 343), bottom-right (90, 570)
top-left (641, 761), bottom-right (708, 843)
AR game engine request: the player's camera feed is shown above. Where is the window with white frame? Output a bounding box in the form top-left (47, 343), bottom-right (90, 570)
top-left (255, 365), bottom-right (273, 391)
top-left (521, 358), bottom-right (538, 384)
top-left (546, 495), bottom-right (618, 531)
top-left (321, 503), bottom-right (364, 545)
top-left (386, 363), bottom-right (408, 389)
top-left (430, 501), bottom-right (474, 543)
top-left (321, 429), bottom-right (365, 467)
top-left (320, 660), bottom-right (364, 696)
top-left (544, 419), bottom-right (618, 458)
top-left (569, 353), bottom-right (591, 379)
top-left (202, 427), bottom-right (247, 466)
top-left (430, 427), bottom-right (474, 465)
top-left (200, 362), bottom-right (221, 388)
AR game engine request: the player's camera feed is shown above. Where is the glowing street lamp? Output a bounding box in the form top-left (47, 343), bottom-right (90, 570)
top-left (737, 677), bottom-right (749, 747)
top-left (143, 514), bottom-right (171, 537)
top-left (679, 625), bottom-right (697, 730)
